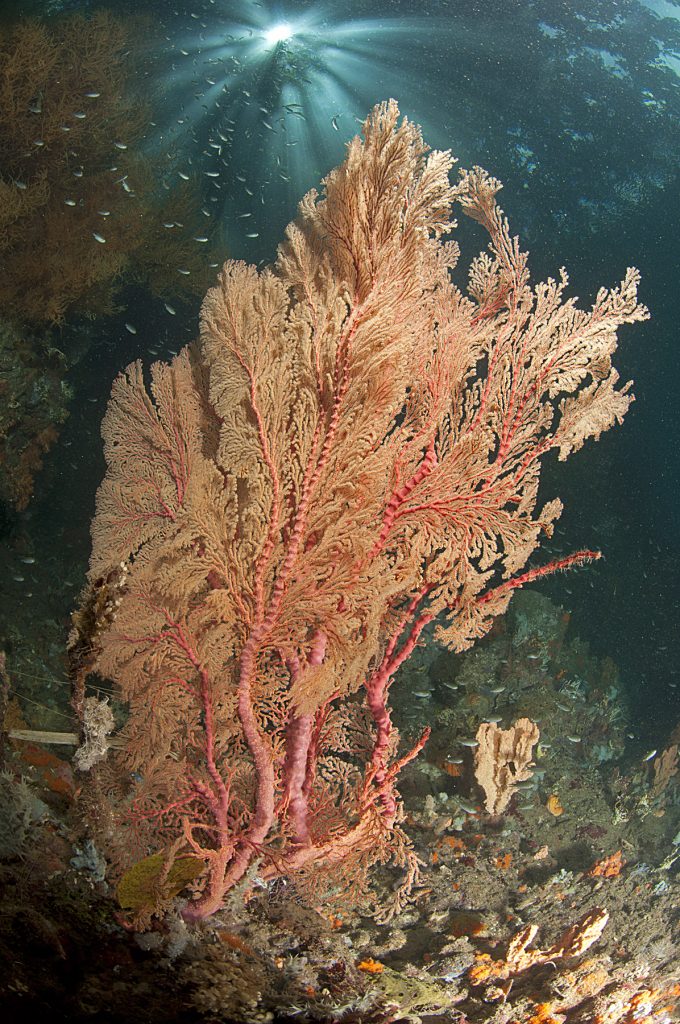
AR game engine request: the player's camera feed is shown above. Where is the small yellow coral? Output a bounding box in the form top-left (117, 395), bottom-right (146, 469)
top-left (357, 958), bottom-right (384, 974)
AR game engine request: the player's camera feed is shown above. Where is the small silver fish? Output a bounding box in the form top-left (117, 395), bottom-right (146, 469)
top-left (642, 749), bottom-right (657, 762)
top-left (164, 303), bottom-right (176, 315)
top-left (113, 141), bottom-right (128, 150)
top-left (177, 268), bottom-right (191, 275)
top-left (246, 232), bottom-right (259, 238)
top-left (73, 111), bottom-right (86, 119)
top-left (85, 91), bottom-right (101, 98)
top-left (193, 236), bottom-right (208, 242)
top-left (125, 323), bottom-right (137, 334)
top-left (458, 739), bottom-right (479, 749)
top-left (92, 232), bottom-right (106, 243)
top-left (178, 171), bottom-right (190, 180)
top-left (64, 199), bottom-right (77, 207)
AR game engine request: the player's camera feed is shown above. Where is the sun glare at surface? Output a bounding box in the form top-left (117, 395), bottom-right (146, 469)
top-left (264, 22), bottom-right (293, 45)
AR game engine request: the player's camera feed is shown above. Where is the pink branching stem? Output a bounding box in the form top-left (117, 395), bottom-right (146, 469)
top-left (302, 692), bottom-right (338, 802)
top-left (281, 628), bottom-right (328, 846)
top-left (486, 305), bottom-right (607, 486)
top-left (469, 295), bottom-right (506, 329)
top-left (495, 335), bottom-right (533, 470)
top-left (223, 431), bottom-right (331, 896)
top-left (149, 675), bottom-right (198, 713)
top-left (112, 480), bottom-right (176, 533)
top-left (160, 613), bottom-right (230, 829)
top-left (362, 725), bottom-right (431, 811)
top-left (129, 384), bottom-right (190, 512)
top-left (188, 322), bottom-right (292, 918)
top-left (169, 423), bottom-right (189, 505)
top-left (281, 714), bottom-right (314, 844)
top-left (123, 608), bottom-right (240, 923)
top-left (129, 790), bottom-right (197, 825)
top-left (367, 438), bottom-right (438, 562)
top-left (264, 722), bottom-right (429, 883)
top-left (364, 589), bottom-right (433, 818)
top-left (188, 300), bottom-right (370, 918)
top-left (193, 302), bottom-right (337, 913)
top-left (120, 614), bottom-right (225, 825)
top-left (467, 321), bottom-right (509, 435)
top-left (477, 550), bottom-right (602, 608)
